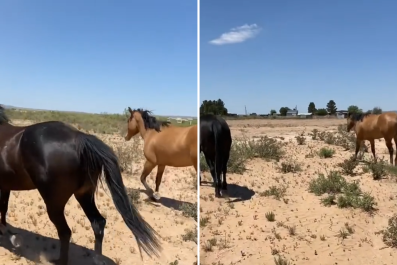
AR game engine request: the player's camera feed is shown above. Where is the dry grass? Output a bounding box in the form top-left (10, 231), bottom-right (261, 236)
top-left (0, 112), bottom-right (198, 265)
top-left (5, 108), bottom-right (197, 134)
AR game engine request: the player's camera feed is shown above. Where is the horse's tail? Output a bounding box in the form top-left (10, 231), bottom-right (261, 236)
top-left (76, 133), bottom-right (162, 259)
top-left (212, 121), bottom-right (223, 180)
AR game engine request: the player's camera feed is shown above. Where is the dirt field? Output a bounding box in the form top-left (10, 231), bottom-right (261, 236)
top-left (200, 118), bottom-right (397, 265)
top-left (0, 118), bottom-right (197, 265)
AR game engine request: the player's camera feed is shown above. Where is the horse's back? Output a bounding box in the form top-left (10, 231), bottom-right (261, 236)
top-left (378, 112), bottom-right (397, 135)
top-left (20, 121), bottom-right (83, 181)
top-left (0, 121), bottom-right (82, 190)
top-left (200, 114), bottom-right (231, 142)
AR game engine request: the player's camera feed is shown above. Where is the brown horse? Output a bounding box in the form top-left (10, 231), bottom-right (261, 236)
top-left (347, 111), bottom-right (397, 165)
top-left (125, 108), bottom-right (197, 201)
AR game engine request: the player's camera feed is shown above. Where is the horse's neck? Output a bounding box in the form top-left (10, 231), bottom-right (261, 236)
top-left (142, 126), bottom-right (169, 141)
top-left (0, 123), bottom-right (16, 129)
top-left (0, 123), bottom-right (24, 139)
top-left (356, 117), bottom-right (377, 134)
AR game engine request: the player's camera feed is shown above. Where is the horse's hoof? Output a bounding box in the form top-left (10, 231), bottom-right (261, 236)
top-left (9, 234), bottom-right (22, 248)
top-left (152, 192), bottom-right (161, 201)
top-left (49, 258), bottom-right (65, 265)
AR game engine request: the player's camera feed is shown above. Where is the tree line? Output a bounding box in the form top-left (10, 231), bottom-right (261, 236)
top-left (200, 99), bottom-right (383, 116)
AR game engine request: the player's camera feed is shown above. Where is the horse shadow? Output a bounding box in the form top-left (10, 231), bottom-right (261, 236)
top-left (0, 224), bottom-right (116, 265)
top-left (137, 189), bottom-right (194, 212)
top-left (201, 181), bottom-right (255, 203)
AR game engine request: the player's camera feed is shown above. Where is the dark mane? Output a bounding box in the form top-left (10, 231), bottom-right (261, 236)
top-left (348, 112), bottom-right (371, 122)
top-left (0, 105), bottom-right (10, 125)
top-left (132, 108), bottom-right (170, 132)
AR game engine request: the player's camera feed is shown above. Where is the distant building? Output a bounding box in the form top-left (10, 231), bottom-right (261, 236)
top-left (286, 106), bottom-right (298, 116)
top-left (336, 110), bottom-right (348, 119)
top-left (297, 112), bottom-right (313, 119)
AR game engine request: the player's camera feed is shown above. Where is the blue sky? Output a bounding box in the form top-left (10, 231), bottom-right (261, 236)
top-left (200, 0), bottom-right (397, 114)
top-left (0, 1), bottom-right (197, 116)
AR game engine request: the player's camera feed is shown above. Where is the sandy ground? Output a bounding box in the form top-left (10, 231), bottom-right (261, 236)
top-left (0, 120), bottom-right (197, 265)
top-left (200, 118), bottom-right (397, 265)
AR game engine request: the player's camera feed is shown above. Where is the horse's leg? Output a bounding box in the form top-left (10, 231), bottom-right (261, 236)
top-left (394, 136), bottom-right (397, 165)
top-left (42, 197), bottom-right (72, 265)
top-left (369, 139), bottom-right (376, 163)
top-left (191, 153), bottom-right (198, 186)
top-left (353, 139), bottom-right (361, 161)
top-left (75, 190), bottom-right (106, 254)
top-left (221, 152), bottom-right (230, 191)
top-left (204, 156), bottom-right (220, 197)
top-left (153, 165), bottom-right (165, 201)
top-left (140, 160), bottom-right (156, 197)
top-left (385, 138), bottom-right (394, 165)
top-left (0, 190), bottom-right (10, 227)
top-left (0, 190), bottom-right (15, 243)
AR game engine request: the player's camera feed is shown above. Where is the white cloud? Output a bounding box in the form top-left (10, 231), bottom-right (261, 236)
top-left (209, 24), bottom-right (261, 45)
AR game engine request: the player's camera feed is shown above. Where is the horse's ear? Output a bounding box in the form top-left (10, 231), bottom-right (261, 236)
top-left (128, 107), bottom-right (133, 114)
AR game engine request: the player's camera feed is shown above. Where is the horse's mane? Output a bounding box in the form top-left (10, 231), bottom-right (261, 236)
top-left (349, 112), bottom-right (372, 122)
top-left (131, 108), bottom-right (170, 132)
top-left (0, 105), bottom-right (10, 125)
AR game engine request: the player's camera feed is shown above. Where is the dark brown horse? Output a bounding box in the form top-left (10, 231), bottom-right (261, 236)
top-left (0, 107), bottom-right (161, 265)
top-left (347, 111), bottom-right (397, 165)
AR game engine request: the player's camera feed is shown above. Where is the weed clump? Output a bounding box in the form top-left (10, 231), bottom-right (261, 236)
top-left (310, 129), bottom-right (318, 140)
top-left (265, 211), bottom-right (276, 222)
top-left (126, 188), bottom-right (141, 205)
top-left (308, 171), bottom-right (376, 212)
top-left (182, 227), bottom-right (197, 244)
top-left (180, 202), bottom-right (197, 221)
top-left (279, 158), bottom-right (302, 173)
top-left (252, 136), bottom-right (285, 161)
top-left (200, 136), bottom-right (285, 174)
top-left (318, 147), bottom-right (335, 158)
top-left (260, 185), bottom-right (287, 200)
top-left (337, 155), bottom-right (359, 176)
top-left (382, 214), bottom-right (397, 247)
top-left (367, 159), bottom-right (388, 180)
top-left (295, 135), bottom-right (306, 145)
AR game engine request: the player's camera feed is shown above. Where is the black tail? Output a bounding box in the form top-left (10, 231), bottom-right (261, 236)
top-left (212, 122), bottom-right (223, 179)
top-left (76, 133), bottom-right (162, 258)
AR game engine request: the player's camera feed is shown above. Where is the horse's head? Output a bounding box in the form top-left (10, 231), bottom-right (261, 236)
top-left (346, 112), bottom-right (356, 132)
top-left (125, 107), bottom-right (169, 141)
top-left (125, 107), bottom-right (141, 141)
top-left (346, 112), bottom-right (367, 132)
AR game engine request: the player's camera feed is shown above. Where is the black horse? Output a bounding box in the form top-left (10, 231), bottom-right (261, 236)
top-left (200, 114), bottom-right (232, 197)
top-left (0, 106), bottom-right (161, 265)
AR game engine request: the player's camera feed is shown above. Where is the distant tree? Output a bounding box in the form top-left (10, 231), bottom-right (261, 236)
top-left (326, 100), bottom-right (337, 115)
top-left (270, 109), bottom-right (277, 115)
top-left (279, 107), bottom-right (290, 116)
top-left (372, 106), bottom-right (382, 114)
top-left (200, 99), bottom-right (228, 115)
top-left (347, 105), bottom-right (363, 114)
top-left (316, 108), bottom-right (328, 116)
top-left (308, 102), bottom-right (317, 114)
top-left (250, 113), bottom-right (257, 116)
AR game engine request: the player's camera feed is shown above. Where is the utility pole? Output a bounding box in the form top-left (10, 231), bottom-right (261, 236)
top-left (245, 105), bottom-right (247, 115)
